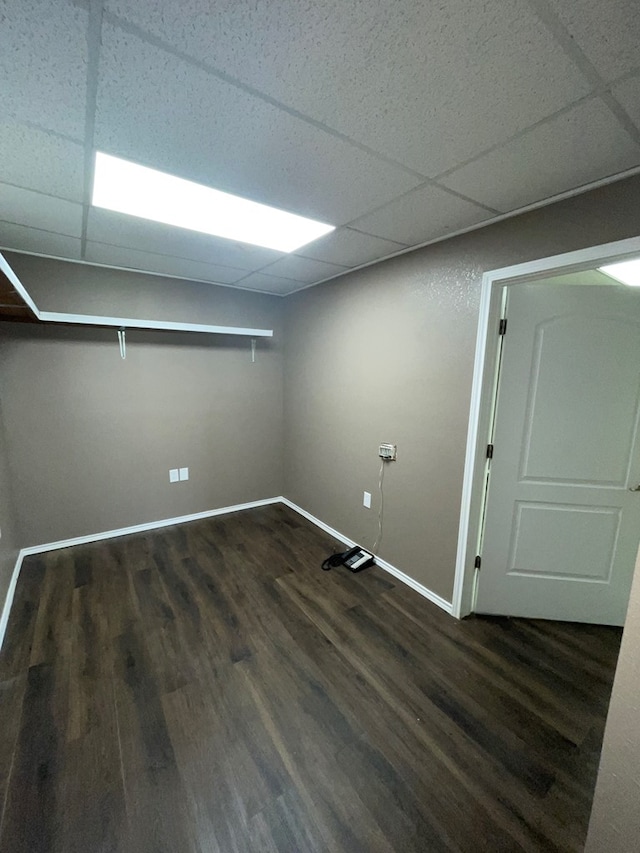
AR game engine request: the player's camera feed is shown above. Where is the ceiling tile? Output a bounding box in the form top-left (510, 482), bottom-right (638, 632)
top-left (84, 242), bottom-right (248, 285)
top-left (0, 222), bottom-right (82, 260)
top-left (349, 185), bottom-right (491, 245)
top-left (0, 184), bottom-right (83, 237)
top-left (94, 23), bottom-right (421, 227)
top-left (0, 122), bottom-right (85, 202)
top-left (612, 75), bottom-right (640, 131)
top-left (440, 98), bottom-right (640, 213)
top-left (260, 255), bottom-right (348, 284)
top-left (231, 272), bottom-right (303, 295)
top-left (0, 0), bottom-right (88, 139)
top-left (298, 228), bottom-right (406, 267)
top-left (552, 0), bottom-right (640, 81)
top-left (86, 208), bottom-right (283, 271)
top-left (105, 0), bottom-right (591, 177)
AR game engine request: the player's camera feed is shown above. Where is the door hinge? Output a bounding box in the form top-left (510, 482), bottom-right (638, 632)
top-left (486, 443), bottom-right (494, 459)
top-left (474, 555), bottom-right (482, 570)
top-left (499, 318), bottom-right (508, 336)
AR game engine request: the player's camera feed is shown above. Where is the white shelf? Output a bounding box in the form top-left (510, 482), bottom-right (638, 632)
top-left (37, 311), bottom-right (273, 336)
top-left (0, 252), bottom-right (274, 338)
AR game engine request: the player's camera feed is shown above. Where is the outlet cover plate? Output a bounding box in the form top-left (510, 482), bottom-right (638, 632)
top-left (169, 468), bottom-right (179, 483)
top-left (363, 491), bottom-right (372, 508)
top-left (179, 467), bottom-right (189, 481)
top-left (379, 443), bottom-right (397, 460)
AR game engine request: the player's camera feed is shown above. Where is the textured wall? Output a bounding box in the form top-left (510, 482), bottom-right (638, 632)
top-left (0, 263), bottom-right (284, 546)
top-left (283, 175), bottom-right (640, 601)
top-left (4, 252), bottom-right (281, 328)
top-left (585, 544), bottom-right (640, 852)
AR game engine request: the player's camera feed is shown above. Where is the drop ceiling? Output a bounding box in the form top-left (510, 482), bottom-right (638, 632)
top-left (1, 0), bottom-right (639, 296)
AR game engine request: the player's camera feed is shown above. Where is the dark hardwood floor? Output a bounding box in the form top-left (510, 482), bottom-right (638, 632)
top-left (0, 504), bottom-right (621, 852)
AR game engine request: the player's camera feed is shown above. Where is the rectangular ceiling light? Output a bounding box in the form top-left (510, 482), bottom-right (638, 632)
top-left (92, 152), bottom-right (334, 253)
top-left (599, 259), bottom-right (640, 287)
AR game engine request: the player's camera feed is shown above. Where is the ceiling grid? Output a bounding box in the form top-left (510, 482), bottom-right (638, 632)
top-left (1, 0), bottom-right (639, 294)
top-left (524, 0), bottom-right (640, 145)
top-left (80, 0), bottom-right (106, 259)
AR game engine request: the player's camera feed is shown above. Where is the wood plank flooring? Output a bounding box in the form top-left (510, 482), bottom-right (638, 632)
top-left (0, 504), bottom-right (621, 852)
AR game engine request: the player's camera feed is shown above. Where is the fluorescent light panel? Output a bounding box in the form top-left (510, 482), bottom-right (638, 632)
top-left (598, 258), bottom-right (640, 287)
top-left (92, 152), bottom-right (334, 253)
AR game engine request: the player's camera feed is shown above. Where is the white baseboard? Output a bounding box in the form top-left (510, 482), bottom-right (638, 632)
top-left (279, 497), bottom-right (359, 547)
top-left (0, 550), bottom-right (25, 652)
top-left (0, 497), bottom-right (281, 651)
top-left (20, 497), bottom-right (281, 556)
top-left (373, 554), bottom-right (453, 614)
top-left (1, 494), bottom-right (453, 651)
top-left (280, 497), bottom-right (453, 616)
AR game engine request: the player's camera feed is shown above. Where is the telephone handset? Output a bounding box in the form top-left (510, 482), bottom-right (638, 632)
top-left (321, 546), bottom-right (374, 572)
top-left (342, 547), bottom-right (374, 571)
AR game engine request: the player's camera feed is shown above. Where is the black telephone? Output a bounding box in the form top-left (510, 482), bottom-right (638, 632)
top-left (322, 546), bottom-right (374, 573)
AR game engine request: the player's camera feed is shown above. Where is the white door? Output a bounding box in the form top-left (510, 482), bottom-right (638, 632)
top-left (475, 283), bottom-right (640, 626)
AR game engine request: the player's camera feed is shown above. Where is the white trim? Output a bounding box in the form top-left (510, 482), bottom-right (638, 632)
top-left (373, 554), bottom-right (453, 614)
top-left (281, 497), bottom-right (453, 615)
top-left (1, 495), bottom-right (454, 651)
top-left (1, 498), bottom-right (281, 650)
top-left (290, 166), bottom-right (640, 295)
top-left (452, 232), bottom-right (640, 619)
top-left (473, 235), bottom-right (640, 287)
top-left (451, 274), bottom-right (496, 618)
top-left (0, 250), bottom-right (274, 336)
top-left (0, 550), bottom-right (25, 652)
top-left (0, 252), bottom-right (40, 315)
top-left (5, 167), bottom-right (640, 302)
top-left (37, 311), bottom-right (273, 337)
top-left (20, 497), bottom-right (281, 557)
top-left (279, 497), bottom-right (358, 548)
top-left (0, 246), bottom-right (289, 297)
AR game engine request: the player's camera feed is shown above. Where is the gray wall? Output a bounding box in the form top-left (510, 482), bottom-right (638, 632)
top-left (4, 252), bottom-right (280, 329)
top-left (0, 262), bottom-right (284, 546)
top-left (2, 178), bottom-right (640, 837)
top-left (3, 176), bottom-right (640, 587)
top-left (283, 175), bottom-right (640, 602)
top-left (0, 366), bottom-right (21, 613)
top-left (585, 544), bottom-right (640, 852)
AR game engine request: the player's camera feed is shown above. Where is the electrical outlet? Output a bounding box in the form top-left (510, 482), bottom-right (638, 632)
top-left (379, 443), bottom-right (397, 460)
top-left (179, 467), bottom-right (189, 481)
top-left (169, 468), bottom-right (179, 483)
top-left (363, 491), bottom-right (372, 508)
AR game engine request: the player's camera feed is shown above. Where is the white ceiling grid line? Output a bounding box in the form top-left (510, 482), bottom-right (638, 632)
top-left (612, 75), bottom-right (640, 132)
top-left (80, 0), bottom-right (106, 259)
top-left (549, 0), bottom-right (640, 82)
top-left (0, 0), bottom-right (639, 294)
top-left (524, 0), bottom-right (640, 146)
top-left (101, 7), bottom-right (508, 219)
top-left (84, 240), bottom-right (246, 279)
top-left (94, 21), bottom-right (423, 223)
top-left (101, 9), bottom-right (429, 182)
top-left (100, 3), bottom-right (591, 213)
top-left (103, 0), bottom-right (592, 175)
top-left (440, 98), bottom-right (640, 212)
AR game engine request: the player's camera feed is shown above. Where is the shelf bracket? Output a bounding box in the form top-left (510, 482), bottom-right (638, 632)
top-left (117, 328), bottom-right (126, 360)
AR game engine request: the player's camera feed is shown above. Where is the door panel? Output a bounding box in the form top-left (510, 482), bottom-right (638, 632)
top-left (508, 503), bottom-right (620, 581)
top-left (476, 284), bottom-right (640, 626)
top-left (520, 316), bottom-right (640, 485)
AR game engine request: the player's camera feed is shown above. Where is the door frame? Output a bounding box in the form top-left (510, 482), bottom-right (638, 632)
top-left (453, 234), bottom-right (640, 619)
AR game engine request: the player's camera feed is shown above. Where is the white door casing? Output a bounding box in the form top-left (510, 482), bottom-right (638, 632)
top-left (475, 283), bottom-right (640, 625)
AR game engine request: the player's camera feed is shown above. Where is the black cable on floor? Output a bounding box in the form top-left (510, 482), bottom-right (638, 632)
top-left (321, 550), bottom-right (350, 571)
